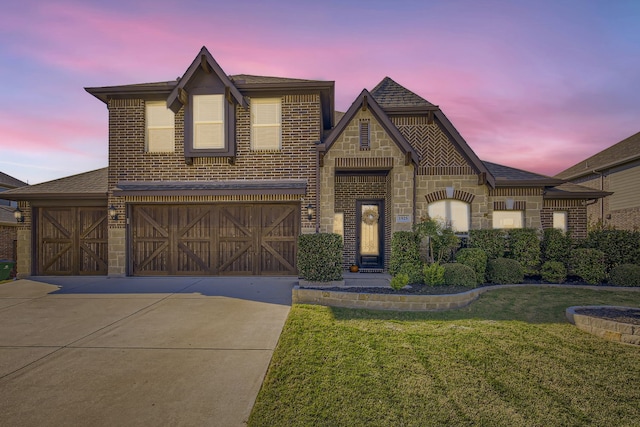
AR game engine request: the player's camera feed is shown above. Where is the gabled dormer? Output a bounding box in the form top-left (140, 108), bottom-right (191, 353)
top-left (167, 47), bottom-right (247, 161)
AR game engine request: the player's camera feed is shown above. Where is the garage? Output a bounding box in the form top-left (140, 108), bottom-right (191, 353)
top-left (36, 206), bottom-right (108, 275)
top-left (130, 203), bottom-right (299, 276)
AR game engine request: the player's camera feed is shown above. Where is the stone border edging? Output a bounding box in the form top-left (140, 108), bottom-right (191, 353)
top-left (566, 305), bottom-right (640, 346)
top-left (292, 283), bottom-right (640, 312)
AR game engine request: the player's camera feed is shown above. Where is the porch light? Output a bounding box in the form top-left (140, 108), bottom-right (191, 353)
top-left (445, 186), bottom-right (455, 198)
top-left (14, 207), bottom-right (24, 223)
top-left (108, 204), bottom-right (118, 220)
top-left (505, 198), bottom-right (515, 210)
top-left (306, 203), bottom-right (314, 221)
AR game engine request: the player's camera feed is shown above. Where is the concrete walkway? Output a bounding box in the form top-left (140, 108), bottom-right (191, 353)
top-left (0, 276), bottom-right (296, 427)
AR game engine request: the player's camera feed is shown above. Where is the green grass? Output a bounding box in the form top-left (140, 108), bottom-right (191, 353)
top-left (249, 287), bottom-right (640, 427)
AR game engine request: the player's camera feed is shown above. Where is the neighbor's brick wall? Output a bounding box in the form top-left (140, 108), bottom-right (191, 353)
top-left (0, 225), bottom-right (16, 261)
top-left (15, 201), bottom-right (32, 278)
top-left (541, 199), bottom-right (588, 239)
top-left (107, 94), bottom-right (321, 275)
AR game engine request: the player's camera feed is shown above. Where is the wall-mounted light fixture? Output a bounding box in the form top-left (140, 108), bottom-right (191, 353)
top-left (505, 198), bottom-right (515, 210)
top-left (306, 203), bottom-right (314, 221)
top-left (108, 205), bottom-right (118, 220)
top-left (14, 207), bottom-right (24, 223)
top-left (445, 186), bottom-right (455, 198)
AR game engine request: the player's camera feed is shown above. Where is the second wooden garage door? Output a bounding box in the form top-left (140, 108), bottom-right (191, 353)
top-left (131, 204), bottom-right (298, 276)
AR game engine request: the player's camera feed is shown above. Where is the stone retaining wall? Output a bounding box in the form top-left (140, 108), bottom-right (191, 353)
top-left (566, 306), bottom-right (640, 346)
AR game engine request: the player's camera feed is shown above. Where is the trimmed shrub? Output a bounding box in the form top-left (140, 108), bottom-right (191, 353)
top-left (540, 261), bottom-right (567, 284)
top-left (507, 228), bottom-right (541, 276)
top-left (487, 258), bottom-right (524, 284)
top-left (569, 248), bottom-right (606, 285)
top-left (442, 263), bottom-right (477, 287)
top-left (390, 273), bottom-right (410, 291)
top-left (455, 248), bottom-right (487, 285)
top-left (608, 264), bottom-right (640, 287)
top-left (399, 262), bottom-right (424, 285)
top-left (423, 262), bottom-right (445, 286)
top-left (297, 233), bottom-right (343, 282)
top-left (389, 231), bottom-right (420, 275)
top-left (581, 229), bottom-right (640, 272)
top-left (541, 228), bottom-right (572, 264)
top-left (469, 229), bottom-right (507, 260)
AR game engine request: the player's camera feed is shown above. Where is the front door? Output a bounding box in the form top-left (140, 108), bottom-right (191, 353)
top-left (356, 200), bottom-right (384, 269)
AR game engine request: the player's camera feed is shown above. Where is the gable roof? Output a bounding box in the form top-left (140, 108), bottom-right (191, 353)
top-left (167, 46), bottom-right (247, 112)
top-left (0, 171), bottom-right (27, 189)
top-left (556, 131), bottom-right (640, 180)
top-left (483, 161), bottom-right (564, 187)
top-left (371, 77), bottom-right (494, 186)
top-left (321, 89), bottom-right (419, 165)
top-left (371, 77), bottom-right (437, 110)
top-left (1, 168), bottom-right (108, 200)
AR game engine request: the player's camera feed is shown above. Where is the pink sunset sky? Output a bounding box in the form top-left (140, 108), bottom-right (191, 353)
top-left (1, 0), bottom-right (639, 184)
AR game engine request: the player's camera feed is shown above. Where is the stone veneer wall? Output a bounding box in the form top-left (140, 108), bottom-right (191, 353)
top-left (488, 187), bottom-right (544, 230)
top-left (319, 109), bottom-right (414, 239)
top-left (107, 94), bottom-right (321, 275)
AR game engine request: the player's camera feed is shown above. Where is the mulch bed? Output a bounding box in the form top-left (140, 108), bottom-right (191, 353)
top-left (575, 307), bottom-right (640, 326)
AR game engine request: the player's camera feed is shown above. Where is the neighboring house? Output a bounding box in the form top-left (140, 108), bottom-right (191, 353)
top-left (0, 172), bottom-right (27, 262)
top-left (3, 46), bottom-right (608, 277)
top-left (556, 131), bottom-right (640, 230)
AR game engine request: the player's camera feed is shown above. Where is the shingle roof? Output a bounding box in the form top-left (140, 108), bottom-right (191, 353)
top-left (370, 77), bottom-right (436, 109)
top-left (230, 74), bottom-right (326, 85)
top-left (544, 182), bottom-right (611, 199)
top-left (483, 161), bottom-right (564, 186)
top-left (555, 131), bottom-right (640, 180)
top-left (1, 168), bottom-right (108, 200)
top-left (0, 172), bottom-right (27, 189)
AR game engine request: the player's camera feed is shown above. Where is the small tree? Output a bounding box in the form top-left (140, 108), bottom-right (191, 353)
top-left (413, 217), bottom-right (459, 264)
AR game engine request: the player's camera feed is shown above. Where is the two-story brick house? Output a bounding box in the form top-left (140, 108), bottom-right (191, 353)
top-left (5, 46), bottom-right (608, 277)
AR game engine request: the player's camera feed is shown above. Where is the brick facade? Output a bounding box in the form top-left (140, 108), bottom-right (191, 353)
top-left (0, 225), bottom-right (16, 261)
top-left (541, 199), bottom-right (588, 239)
top-left (107, 94), bottom-right (322, 275)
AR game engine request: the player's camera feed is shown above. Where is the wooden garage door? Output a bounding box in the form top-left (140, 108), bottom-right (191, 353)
top-left (37, 207), bottom-right (108, 275)
top-left (131, 204), bottom-right (298, 276)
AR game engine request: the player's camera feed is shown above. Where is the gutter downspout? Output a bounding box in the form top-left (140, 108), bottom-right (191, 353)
top-left (316, 144), bottom-right (321, 233)
top-left (592, 170), bottom-right (605, 224)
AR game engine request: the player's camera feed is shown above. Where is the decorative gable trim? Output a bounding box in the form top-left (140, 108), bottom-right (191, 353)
top-left (167, 46), bottom-right (247, 113)
top-left (321, 89), bottom-right (418, 165)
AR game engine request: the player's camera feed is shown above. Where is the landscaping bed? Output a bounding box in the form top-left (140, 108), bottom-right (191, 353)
top-left (575, 306), bottom-right (640, 325)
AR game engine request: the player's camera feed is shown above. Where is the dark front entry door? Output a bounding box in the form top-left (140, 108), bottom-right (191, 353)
top-left (356, 200), bottom-right (384, 269)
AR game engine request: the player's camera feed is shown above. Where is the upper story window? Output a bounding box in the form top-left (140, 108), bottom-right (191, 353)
top-left (193, 94), bottom-right (225, 149)
top-left (428, 200), bottom-right (470, 233)
top-left (251, 98), bottom-right (281, 150)
top-left (553, 211), bottom-right (567, 231)
top-left (146, 101), bottom-right (175, 153)
top-left (493, 210), bottom-right (524, 229)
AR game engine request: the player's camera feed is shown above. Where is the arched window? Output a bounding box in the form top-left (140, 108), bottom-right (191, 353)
top-left (428, 200), bottom-right (470, 233)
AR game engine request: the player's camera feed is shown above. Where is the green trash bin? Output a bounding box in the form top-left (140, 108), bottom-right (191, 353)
top-left (0, 261), bottom-right (15, 280)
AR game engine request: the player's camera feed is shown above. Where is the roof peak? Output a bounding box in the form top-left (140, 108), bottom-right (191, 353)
top-left (370, 77), bottom-right (435, 109)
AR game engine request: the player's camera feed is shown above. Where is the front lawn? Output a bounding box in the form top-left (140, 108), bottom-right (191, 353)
top-left (249, 287), bottom-right (640, 427)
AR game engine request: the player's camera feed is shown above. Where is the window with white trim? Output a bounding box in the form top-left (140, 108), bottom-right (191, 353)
top-left (553, 211), bottom-right (567, 232)
top-left (146, 101), bottom-right (175, 152)
top-left (251, 98), bottom-right (281, 150)
top-left (428, 200), bottom-right (470, 233)
top-left (193, 94), bottom-right (225, 149)
top-left (493, 211), bottom-right (524, 229)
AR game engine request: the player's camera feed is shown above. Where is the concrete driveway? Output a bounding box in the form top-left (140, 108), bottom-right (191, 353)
top-left (0, 276), bottom-right (295, 426)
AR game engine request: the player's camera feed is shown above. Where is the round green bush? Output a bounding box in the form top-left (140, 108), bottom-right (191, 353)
top-left (423, 262), bottom-right (445, 286)
top-left (399, 262), bottom-right (424, 285)
top-left (569, 248), bottom-right (605, 285)
top-left (455, 248), bottom-right (487, 285)
top-left (540, 261), bottom-right (566, 284)
top-left (609, 264), bottom-right (640, 287)
top-left (487, 257), bottom-right (524, 284)
top-left (390, 273), bottom-right (410, 290)
top-left (442, 263), bottom-right (477, 287)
